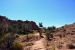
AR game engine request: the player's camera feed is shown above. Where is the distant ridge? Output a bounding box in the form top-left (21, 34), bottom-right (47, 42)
top-left (0, 16), bottom-right (39, 31)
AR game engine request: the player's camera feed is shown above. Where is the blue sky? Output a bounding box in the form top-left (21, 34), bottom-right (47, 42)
top-left (0, 0), bottom-right (75, 27)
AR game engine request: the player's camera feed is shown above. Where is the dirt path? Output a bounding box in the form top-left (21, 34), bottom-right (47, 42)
top-left (31, 38), bottom-right (46, 50)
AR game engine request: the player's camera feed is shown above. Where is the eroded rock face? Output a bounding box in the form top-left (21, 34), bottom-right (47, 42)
top-left (0, 16), bottom-right (39, 33)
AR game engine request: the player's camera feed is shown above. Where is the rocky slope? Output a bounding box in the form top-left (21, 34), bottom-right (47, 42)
top-left (53, 23), bottom-right (75, 50)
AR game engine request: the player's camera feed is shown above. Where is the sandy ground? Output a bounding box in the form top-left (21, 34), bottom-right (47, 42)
top-left (23, 33), bottom-right (46, 50)
top-left (31, 38), bottom-right (46, 50)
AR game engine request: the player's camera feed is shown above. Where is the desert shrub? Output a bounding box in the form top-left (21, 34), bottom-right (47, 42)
top-left (57, 44), bottom-right (63, 49)
top-left (28, 34), bottom-right (34, 38)
top-left (45, 26), bottom-right (56, 41)
top-left (11, 42), bottom-right (23, 50)
top-left (25, 34), bottom-right (40, 41)
top-left (52, 47), bottom-right (55, 50)
top-left (59, 34), bottom-right (62, 38)
top-left (16, 34), bottom-right (19, 38)
top-left (45, 31), bottom-right (53, 41)
top-left (25, 42), bottom-right (33, 46)
top-left (0, 33), bottom-right (16, 50)
top-left (67, 43), bottom-right (75, 49)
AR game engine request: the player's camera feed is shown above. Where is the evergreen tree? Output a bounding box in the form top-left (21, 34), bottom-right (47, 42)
top-left (39, 22), bottom-right (43, 27)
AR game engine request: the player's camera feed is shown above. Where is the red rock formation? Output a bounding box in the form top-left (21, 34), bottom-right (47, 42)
top-left (0, 16), bottom-right (39, 32)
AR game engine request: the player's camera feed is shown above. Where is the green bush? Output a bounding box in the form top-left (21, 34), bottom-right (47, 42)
top-left (11, 42), bottom-right (23, 50)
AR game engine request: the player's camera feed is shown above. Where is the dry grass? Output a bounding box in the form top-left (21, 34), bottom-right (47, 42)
top-left (11, 41), bottom-right (23, 50)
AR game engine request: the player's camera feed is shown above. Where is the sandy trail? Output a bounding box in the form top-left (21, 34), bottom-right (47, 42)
top-left (23, 33), bottom-right (46, 50)
top-left (31, 38), bottom-right (46, 50)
